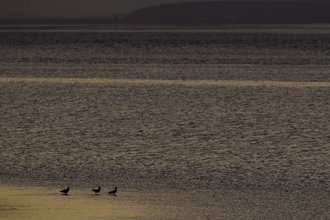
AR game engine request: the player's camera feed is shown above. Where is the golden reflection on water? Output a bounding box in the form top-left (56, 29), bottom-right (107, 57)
top-left (0, 185), bottom-right (144, 220)
top-left (1, 77), bottom-right (330, 87)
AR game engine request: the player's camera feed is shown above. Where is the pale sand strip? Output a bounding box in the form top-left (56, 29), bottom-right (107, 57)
top-left (1, 77), bottom-right (330, 87)
top-left (0, 185), bottom-right (145, 220)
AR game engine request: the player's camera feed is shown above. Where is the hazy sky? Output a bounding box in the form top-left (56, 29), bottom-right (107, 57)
top-left (0, 0), bottom-right (218, 19)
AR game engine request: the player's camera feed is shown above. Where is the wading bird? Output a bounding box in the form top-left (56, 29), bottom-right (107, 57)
top-left (92, 187), bottom-right (101, 194)
top-left (108, 187), bottom-right (117, 195)
top-left (60, 187), bottom-right (70, 194)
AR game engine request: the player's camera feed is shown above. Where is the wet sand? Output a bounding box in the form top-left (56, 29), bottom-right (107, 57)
top-left (0, 185), bottom-right (146, 220)
top-left (2, 28), bottom-right (330, 219)
top-left (1, 76), bottom-right (330, 219)
top-left (1, 184), bottom-right (329, 220)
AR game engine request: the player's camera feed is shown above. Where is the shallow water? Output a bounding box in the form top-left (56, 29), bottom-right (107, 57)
top-left (2, 74), bottom-right (330, 191)
top-left (1, 185), bottom-right (329, 220)
top-left (1, 27), bottom-right (330, 219)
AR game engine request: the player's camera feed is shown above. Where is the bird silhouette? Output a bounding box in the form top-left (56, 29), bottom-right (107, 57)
top-left (60, 187), bottom-right (70, 194)
top-left (92, 187), bottom-right (101, 194)
top-left (108, 187), bottom-right (117, 195)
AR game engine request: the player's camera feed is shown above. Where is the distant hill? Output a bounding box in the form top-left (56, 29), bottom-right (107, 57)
top-left (124, 1), bottom-right (330, 25)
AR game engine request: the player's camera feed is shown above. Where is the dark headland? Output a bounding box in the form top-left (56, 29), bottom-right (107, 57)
top-left (1, 1), bottom-right (330, 25)
top-left (124, 1), bottom-right (330, 25)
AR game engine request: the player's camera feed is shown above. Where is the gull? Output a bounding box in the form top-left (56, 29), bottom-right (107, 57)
top-left (92, 187), bottom-right (101, 194)
top-left (60, 187), bottom-right (70, 194)
top-left (108, 187), bottom-right (117, 195)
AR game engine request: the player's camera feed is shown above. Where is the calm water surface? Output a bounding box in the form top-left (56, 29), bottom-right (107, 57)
top-left (1, 26), bottom-right (330, 219)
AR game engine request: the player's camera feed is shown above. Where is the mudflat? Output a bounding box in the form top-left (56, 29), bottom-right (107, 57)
top-left (0, 185), bottom-right (147, 220)
top-left (1, 27), bottom-right (330, 219)
top-left (1, 184), bottom-right (329, 219)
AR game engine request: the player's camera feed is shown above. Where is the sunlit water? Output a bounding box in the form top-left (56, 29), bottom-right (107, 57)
top-left (1, 26), bottom-right (330, 219)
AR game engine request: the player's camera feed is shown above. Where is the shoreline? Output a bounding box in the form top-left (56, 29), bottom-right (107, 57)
top-left (0, 184), bottom-right (148, 220)
top-left (1, 183), bottom-right (329, 219)
top-left (1, 24), bottom-right (330, 34)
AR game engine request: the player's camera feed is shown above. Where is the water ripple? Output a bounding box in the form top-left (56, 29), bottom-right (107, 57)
top-left (2, 77), bottom-right (330, 87)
